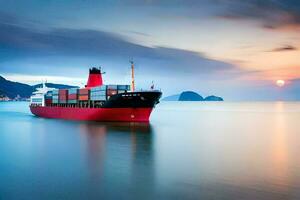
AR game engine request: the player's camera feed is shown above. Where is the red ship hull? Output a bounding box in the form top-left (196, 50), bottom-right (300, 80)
top-left (30, 106), bottom-right (153, 122)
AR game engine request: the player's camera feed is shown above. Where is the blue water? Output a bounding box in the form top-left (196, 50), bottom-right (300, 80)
top-left (1, 101), bottom-right (300, 200)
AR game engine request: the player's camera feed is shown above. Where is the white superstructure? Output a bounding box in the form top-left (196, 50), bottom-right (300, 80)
top-left (30, 83), bottom-right (54, 106)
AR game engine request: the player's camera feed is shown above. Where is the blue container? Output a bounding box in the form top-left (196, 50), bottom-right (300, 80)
top-left (68, 88), bottom-right (78, 94)
top-left (90, 95), bottom-right (106, 101)
top-left (91, 90), bottom-right (106, 96)
top-left (67, 100), bottom-right (77, 104)
top-left (117, 85), bottom-right (130, 90)
top-left (107, 85), bottom-right (118, 90)
top-left (91, 85), bottom-right (107, 92)
top-left (52, 90), bottom-right (59, 95)
top-left (100, 85), bottom-right (107, 91)
top-left (52, 95), bottom-right (59, 100)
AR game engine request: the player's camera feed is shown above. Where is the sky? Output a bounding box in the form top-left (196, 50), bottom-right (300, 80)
top-left (0, 0), bottom-right (299, 100)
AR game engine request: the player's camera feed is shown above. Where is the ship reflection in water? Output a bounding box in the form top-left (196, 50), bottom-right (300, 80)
top-left (78, 122), bottom-right (155, 199)
top-left (1, 102), bottom-right (300, 199)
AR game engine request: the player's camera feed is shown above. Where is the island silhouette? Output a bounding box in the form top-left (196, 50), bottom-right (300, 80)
top-left (163, 91), bottom-right (223, 101)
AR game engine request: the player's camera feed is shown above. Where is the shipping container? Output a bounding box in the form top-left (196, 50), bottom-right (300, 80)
top-left (59, 89), bottom-right (68, 101)
top-left (45, 99), bottom-right (52, 105)
top-left (45, 95), bottom-right (52, 99)
top-left (68, 94), bottom-right (77, 100)
top-left (58, 89), bottom-right (68, 96)
top-left (117, 85), bottom-right (130, 90)
top-left (67, 100), bottom-right (77, 104)
top-left (79, 88), bottom-right (89, 95)
top-left (107, 85), bottom-right (118, 90)
top-left (59, 100), bottom-right (67, 103)
top-left (52, 99), bottom-right (59, 104)
top-left (68, 88), bottom-right (78, 94)
top-left (78, 95), bottom-right (89, 101)
top-left (59, 93), bottom-right (68, 97)
top-left (52, 90), bottom-right (59, 95)
top-left (100, 90), bottom-right (106, 96)
top-left (91, 90), bottom-right (106, 96)
top-left (107, 89), bottom-right (117, 96)
top-left (100, 85), bottom-right (107, 90)
top-left (91, 85), bottom-right (107, 92)
top-left (59, 89), bottom-right (68, 94)
top-left (90, 95), bottom-right (106, 101)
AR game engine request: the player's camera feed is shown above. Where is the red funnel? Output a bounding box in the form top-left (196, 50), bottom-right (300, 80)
top-left (86, 67), bottom-right (103, 88)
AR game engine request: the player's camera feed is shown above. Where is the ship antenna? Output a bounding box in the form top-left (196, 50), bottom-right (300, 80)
top-left (100, 66), bottom-right (106, 74)
top-left (130, 60), bottom-right (135, 92)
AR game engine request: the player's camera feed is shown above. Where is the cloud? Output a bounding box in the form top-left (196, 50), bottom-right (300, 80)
top-left (119, 0), bottom-right (300, 31)
top-left (126, 31), bottom-right (151, 37)
top-left (217, 0), bottom-right (300, 31)
top-left (268, 45), bottom-right (297, 52)
top-left (0, 19), bottom-right (238, 76)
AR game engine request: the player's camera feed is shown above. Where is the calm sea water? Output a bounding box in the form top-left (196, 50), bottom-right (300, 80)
top-left (0, 101), bottom-right (300, 200)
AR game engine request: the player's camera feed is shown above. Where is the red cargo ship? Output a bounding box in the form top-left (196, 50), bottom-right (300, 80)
top-left (30, 63), bottom-right (162, 122)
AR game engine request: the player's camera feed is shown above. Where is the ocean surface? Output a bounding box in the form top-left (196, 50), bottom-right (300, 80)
top-left (0, 101), bottom-right (300, 200)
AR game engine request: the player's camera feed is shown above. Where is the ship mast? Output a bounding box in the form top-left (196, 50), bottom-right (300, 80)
top-left (130, 61), bottom-right (135, 92)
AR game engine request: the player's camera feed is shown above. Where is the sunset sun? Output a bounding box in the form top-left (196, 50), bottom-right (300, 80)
top-left (276, 79), bottom-right (285, 87)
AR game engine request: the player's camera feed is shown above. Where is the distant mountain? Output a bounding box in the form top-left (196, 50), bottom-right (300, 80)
top-left (0, 75), bottom-right (77, 99)
top-left (204, 95), bottom-right (223, 101)
top-left (0, 76), bottom-right (34, 99)
top-left (163, 91), bottom-right (224, 101)
top-left (162, 94), bottom-right (180, 101)
top-left (178, 91), bottom-right (204, 101)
